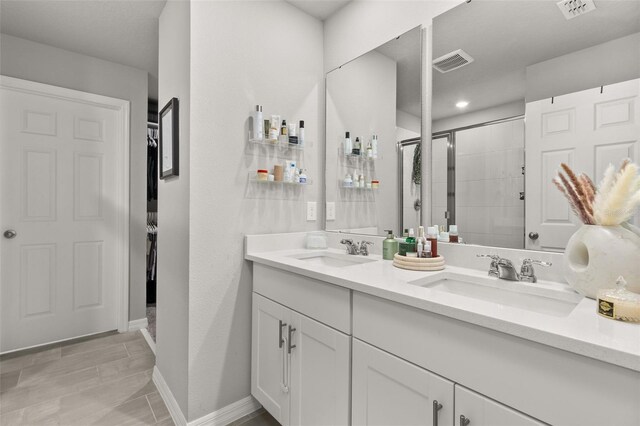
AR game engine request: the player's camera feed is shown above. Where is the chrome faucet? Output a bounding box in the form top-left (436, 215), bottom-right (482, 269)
top-left (478, 254), bottom-right (552, 283)
top-left (340, 239), bottom-right (359, 255)
top-left (340, 239), bottom-right (373, 255)
top-left (358, 241), bottom-right (373, 256)
top-left (477, 254), bottom-right (500, 278)
top-left (496, 258), bottom-right (520, 281)
top-left (519, 259), bottom-right (552, 283)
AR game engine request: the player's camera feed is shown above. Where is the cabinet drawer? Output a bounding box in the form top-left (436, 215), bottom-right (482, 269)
top-left (253, 263), bottom-right (351, 334)
top-left (353, 291), bottom-right (640, 426)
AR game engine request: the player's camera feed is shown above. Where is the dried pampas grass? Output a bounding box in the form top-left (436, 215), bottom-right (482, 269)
top-left (554, 159), bottom-right (640, 226)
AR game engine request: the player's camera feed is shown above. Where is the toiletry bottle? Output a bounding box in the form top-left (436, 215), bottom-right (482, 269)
top-left (427, 226), bottom-right (438, 258)
top-left (417, 226), bottom-right (426, 256)
top-left (344, 132), bottom-right (352, 156)
top-left (383, 230), bottom-right (399, 260)
top-left (299, 169), bottom-right (307, 184)
top-left (372, 134), bottom-right (378, 158)
top-left (406, 228), bottom-right (416, 244)
top-left (403, 229), bottom-right (409, 239)
top-left (354, 137), bottom-right (361, 155)
top-left (252, 105), bottom-right (263, 140)
top-left (366, 138), bottom-right (373, 158)
top-left (449, 225), bottom-right (459, 243)
top-left (279, 119), bottom-right (288, 144)
top-left (299, 120), bottom-right (305, 147)
top-left (417, 240), bottom-right (423, 258)
top-left (343, 174), bottom-right (353, 188)
top-left (269, 115), bottom-right (280, 141)
top-left (288, 122), bottom-right (298, 145)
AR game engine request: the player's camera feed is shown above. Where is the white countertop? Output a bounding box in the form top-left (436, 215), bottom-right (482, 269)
top-left (246, 245), bottom-right (640, 372)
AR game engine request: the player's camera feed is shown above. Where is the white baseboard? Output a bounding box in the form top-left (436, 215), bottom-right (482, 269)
top-left (153, 366), bottom-right (188, 426)
top-left (140, 328), bottom-right (156, 355)
top-left (128, 317), bottom-right (148, 331)
top-left (153, 366), bottom-right (261, 426)
top-left (188, 396), bottom-right (262, 426)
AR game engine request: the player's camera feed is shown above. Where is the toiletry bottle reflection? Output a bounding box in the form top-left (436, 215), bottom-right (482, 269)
top-left (279, 119), bottom-right (288, 144)
top-left (344, 132), bottom-right (352, 156)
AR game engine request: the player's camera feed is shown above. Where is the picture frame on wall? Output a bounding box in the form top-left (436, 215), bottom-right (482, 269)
top-left (159, 97), bottom-right (179, 179)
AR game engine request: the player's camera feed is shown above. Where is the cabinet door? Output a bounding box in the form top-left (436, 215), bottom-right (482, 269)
top-left (352, 339), bottom-right (454, 426)
top-left (289, 312), bottom-right (350, 426)
top-left (455, 385), bottom-right (545, 426)
top-left (252, 293), bottom-right (290, 426)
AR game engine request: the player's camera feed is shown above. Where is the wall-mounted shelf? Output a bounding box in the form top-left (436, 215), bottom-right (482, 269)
top-left (250, 138), bottom-right (306, 151)
top-left (340, 186), bottom-right (377, 190)
top-left (249, 173), bottom-right (312, 186)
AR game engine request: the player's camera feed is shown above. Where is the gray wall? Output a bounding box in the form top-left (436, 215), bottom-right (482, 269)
top-left (526, 32), bottom-right (640, 102)
top-left (0, 33), bottom-right (148, 322)
top-left (187, 0), bottom-right (323, 420)
top-left (157, 0), bottom-right (191, 416)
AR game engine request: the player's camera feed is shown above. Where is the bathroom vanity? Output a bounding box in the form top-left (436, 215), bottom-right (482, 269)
top-left (246, 234), bottom-right (640, 426)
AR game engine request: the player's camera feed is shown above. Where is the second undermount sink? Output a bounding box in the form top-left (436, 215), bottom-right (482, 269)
top-left (289, 251), bottom-right (377, 268)
top-left (413, 273), bottom-right (583, 317)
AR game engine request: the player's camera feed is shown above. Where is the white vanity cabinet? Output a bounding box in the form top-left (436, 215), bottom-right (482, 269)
top-left (454, 385), bottom-right (544, 426)
top-left (352, 338), bottom-right (454, 426)
top-left (251, 264), bottom-right (352, 426)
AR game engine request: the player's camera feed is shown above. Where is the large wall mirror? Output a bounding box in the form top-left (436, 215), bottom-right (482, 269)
top-left (325, 26), bottom-right (422, 237)
top-left (431, 0), bottom-right (640, 252)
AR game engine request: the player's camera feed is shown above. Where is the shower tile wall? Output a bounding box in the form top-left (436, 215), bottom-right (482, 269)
top-left (455, 119), bottom-right (525, 249)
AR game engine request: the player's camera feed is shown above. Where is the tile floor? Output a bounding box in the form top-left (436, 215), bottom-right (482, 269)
top-left (230, 409), bottom-right (279, 426)
top-left (0, 330), bottom-right (173, 425)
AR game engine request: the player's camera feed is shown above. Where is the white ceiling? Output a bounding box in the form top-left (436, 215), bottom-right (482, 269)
top-left (0, 0), bottom-right (166, 100)
top-left (285, 0), bottom-right (351, 20)
top-left (433, 0), bottom-right (640, 121)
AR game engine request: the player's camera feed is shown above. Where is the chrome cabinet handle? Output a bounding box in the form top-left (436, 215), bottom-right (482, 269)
top-left (281, 336), bottom-right (289, 393)
top-left (287, 326), bottom-right (296, 354)
top-left (279, 320), bottom-right (287, 348)
top-left (460, 414), bottom-right (470, 426)
top-left (528, 231), bottom-right (539, 240)
top-left (432, 400), bottom-right (443, 426)
top-left (3, 230), bottom-right (17, 239)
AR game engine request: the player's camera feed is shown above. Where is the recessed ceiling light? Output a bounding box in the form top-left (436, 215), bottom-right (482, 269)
top-left (456, 101), bottom-right (469, 109)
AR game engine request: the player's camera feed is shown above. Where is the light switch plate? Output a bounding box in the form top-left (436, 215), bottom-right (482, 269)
top-left (306, 202), bottom-right (317, 221)
top-left (326, 202), bottom-right (336, 221)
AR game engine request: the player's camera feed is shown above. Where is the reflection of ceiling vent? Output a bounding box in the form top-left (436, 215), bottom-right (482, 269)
top-left (557, 0), bottom-right (596, 20)
top-left (432, 49), bottom-right (474, 73)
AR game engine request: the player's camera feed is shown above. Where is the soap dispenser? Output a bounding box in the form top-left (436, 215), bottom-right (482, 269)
top-left (383, 230), bottom-right (399, 260)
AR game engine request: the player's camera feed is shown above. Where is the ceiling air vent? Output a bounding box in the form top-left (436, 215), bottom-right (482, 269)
top-left (432, 49), bottom-right (474, 74)
top-left (557, 0), bottom-right (596, 20)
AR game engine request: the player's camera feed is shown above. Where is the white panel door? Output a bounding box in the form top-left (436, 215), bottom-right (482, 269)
top-left (251, 293), bottom-right (291, 426)
top-left (525, 79), bottom-right (640, 251)
top-left (352, 338), bottom-right (454, 426)
top-left (289, 312), bottom-right (350, 426)
top-left (455, 385), bottom-right (544, 426)
top-left (0, 78), bottom-right (125, 352)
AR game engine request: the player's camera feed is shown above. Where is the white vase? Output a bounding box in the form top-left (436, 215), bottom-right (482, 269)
top-left (563, 225), bottom-right (640, 299)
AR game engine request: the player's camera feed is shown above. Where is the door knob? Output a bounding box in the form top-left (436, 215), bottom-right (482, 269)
top-left (3, 230), bottom-right (17, 239)
top-left (528, 231), bottom-right (539, 240)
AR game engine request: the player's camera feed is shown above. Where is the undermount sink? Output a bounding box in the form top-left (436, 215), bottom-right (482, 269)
top-left (414, 273), bottom-right (582, 317)
top-left (289, 251), bottom-right (377, 268)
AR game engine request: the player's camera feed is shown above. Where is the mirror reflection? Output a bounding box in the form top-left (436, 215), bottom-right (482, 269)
top-left (325, 26), bottom-right (422, 237)
top-left (432, 0), bottom-right (640, 251)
